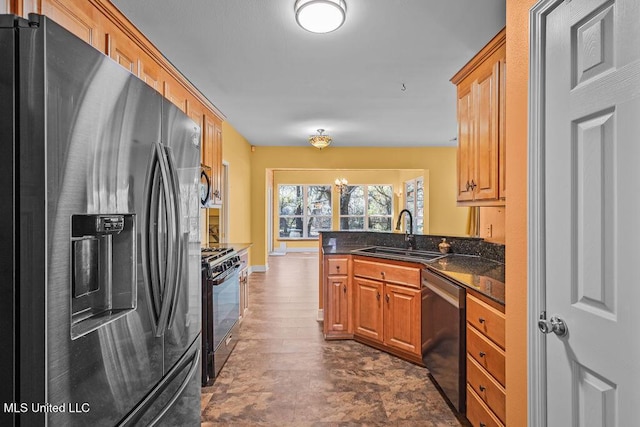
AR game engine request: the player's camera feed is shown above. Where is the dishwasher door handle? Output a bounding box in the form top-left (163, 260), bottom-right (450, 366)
top-left (422, 269), bottom-right (464, 308)
top-left (424, 282), bottom-right (461, 307)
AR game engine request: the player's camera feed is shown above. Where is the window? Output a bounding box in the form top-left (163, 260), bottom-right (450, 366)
top-left (339, 185), bottom-right (393, 231)
top-left (278, 185), bottom-right (332, 239)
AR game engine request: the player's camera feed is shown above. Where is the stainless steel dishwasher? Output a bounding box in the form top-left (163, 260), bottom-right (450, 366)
top-left (421, 268), bottom-right (466, 413)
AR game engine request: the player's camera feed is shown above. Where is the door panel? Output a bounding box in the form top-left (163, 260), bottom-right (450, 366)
top-left (40, 19), bottom-right (163, 425)
top-left (540, 0), bottom-right (640, 424)
top-left (162, 99), bottom-right (202, 372)
top-left (353, 277), bottom-right (383, 342)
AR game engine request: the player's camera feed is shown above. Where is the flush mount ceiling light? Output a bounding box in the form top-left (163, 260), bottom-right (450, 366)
top-left (295, 0), bottom-right (347, 34)
top-left (309, 129), bottom-right (332, 149)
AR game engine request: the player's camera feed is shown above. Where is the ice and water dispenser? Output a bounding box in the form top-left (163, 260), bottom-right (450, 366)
top-left (70, 214), bottom-right (136, 338)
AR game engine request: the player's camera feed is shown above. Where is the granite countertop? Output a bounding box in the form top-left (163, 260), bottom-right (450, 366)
top-left (322, 243), bottom-right (505, 305)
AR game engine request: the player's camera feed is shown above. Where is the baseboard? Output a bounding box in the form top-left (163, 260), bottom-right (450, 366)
top-left (251, 265), bottom-right (269, 273)
top-left (284, 247), bottom-right (319, 253)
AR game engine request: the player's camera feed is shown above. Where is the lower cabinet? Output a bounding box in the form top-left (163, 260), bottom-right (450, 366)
top-left (353, 277), bottom-right (383, 341)
top-left (352, 257), bottom-right (424, 364)
top-left (323, 255), bottom-right (353, 339)
top-left (384, 283), bottom-right (422, 355)
top-left (465, 292), bottom-right (506, 426)
top-left (238, 249), bottom-right (249, 321)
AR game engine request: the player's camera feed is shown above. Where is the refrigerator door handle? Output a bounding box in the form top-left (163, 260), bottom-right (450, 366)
top-left (154, 143), bottom-right (180, 337)
top-left (163, 145), bottom-right (183, 329)
top-left (142, 144), bottom-right (165, 332)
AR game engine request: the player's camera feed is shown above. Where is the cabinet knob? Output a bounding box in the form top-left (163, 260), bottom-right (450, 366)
top-left (470, 179), bottom-right (477, 190)
top-left (466, 181), bottom-right (471, 191)
top-left (343, 284), bottom-right (347, 294)
top-left (479, 385), bottom-right (486, 392)
top-left (336, 265), bottom-right (340, 271)
top-left (381, 271), bottom-right (385, 278)
top-left (479, 317), bottom-right (486, 324)
top-left (385, 294), bottom-right (390, 303)
top-left (480, 423), bottom-right (487, 427)
top-left (479, 351), bottom-right (486, 358)
top-left (376, 292), bottom-right (381, 301)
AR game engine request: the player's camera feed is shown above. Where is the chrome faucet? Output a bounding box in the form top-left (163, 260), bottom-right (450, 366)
top-left (396, 209), bottom-right (416, 250)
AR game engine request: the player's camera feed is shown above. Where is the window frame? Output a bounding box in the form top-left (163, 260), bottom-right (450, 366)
top-left (277, 184), bottom-right (332, 240)
top-left (338, 184), bottom-right (394, 232)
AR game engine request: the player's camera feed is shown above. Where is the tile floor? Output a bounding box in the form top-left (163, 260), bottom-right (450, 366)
top-left (201, 252), bottom-right (464, 426)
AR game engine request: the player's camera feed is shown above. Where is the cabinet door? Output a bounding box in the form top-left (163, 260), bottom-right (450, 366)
top-left (325, 275), bottom-right (350, 334)
top-left (383, 284), bottom-right (422, 356)
top-left (40, 0), bottom-right (102, 50)
top-left (472, 60), bottom-right (500, 201)
top-left (105, 30), bottom-right (139, 75)
top-left (212, 122), bottom-right (223, 204)
top-left (457, 87), bottom-right (475, 202)
top-left (353, 277), bottom-right (383, 342)
top-left (498, 58), bottom-right (507, 200)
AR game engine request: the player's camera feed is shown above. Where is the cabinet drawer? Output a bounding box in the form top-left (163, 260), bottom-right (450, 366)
top-left (467, 325), bottom-right (505, 387)
top-left (467, 294), bottom-right (505, 349)
top-left (466, 385), bottom-right (504, 427)
top-left (326, 257), bottom-right (348, 275)
top-left (353, 258), bottom-right (420, 288)
top-left (467, 355), bottom-right (505, 424)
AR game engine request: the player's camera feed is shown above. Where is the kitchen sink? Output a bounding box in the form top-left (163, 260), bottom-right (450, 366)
top-left (351, 246), bottom-right (447, 263)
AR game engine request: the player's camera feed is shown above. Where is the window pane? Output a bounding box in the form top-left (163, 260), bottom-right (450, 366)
top-left (306, 216), bottom-right (332, 237)
top-left (368, 185), bottom-right (393, 215)
top-left (340, 217), bottom-right (364, 230)
top-left (279, 217), bottom-right (303, 238)
top-left (340, 185), bottom-right (364, 215)
top-left (307, 185), bottom-right (332, 215)
top-left (368, 217), bottom-right (391, 231)
top-left (279, 185), bottom-right (303, 216)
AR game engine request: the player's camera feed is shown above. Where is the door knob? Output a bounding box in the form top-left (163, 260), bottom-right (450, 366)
top-left (538, 312), bottom-right (568, 337)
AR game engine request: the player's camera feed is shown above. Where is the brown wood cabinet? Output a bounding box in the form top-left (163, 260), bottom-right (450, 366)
top-left (353, 275), bottom-right (383, 342)
top-left (12, 0), bottom-right (226, 192)
top-left (203, 114), bottom-right (223, 205)
top-left (451, 28), bottom-right (506, 206)
top-left (238, 248), bottom-right (249, 321)
top-left (323, 255), bottom-right (353, 339)
top-left (352, 257), bottom-right (424, 364)
top-left (465, 292), bottom-right (506, 427)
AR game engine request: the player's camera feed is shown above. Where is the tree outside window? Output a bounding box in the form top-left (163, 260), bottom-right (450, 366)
top-left (339, 185), bottom-right (393, 231)
top-left (279, 185), bottom-right (332, 239)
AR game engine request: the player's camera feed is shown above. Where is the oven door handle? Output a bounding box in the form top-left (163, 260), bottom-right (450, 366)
top-left (210, 264), bottom-right (240, 286)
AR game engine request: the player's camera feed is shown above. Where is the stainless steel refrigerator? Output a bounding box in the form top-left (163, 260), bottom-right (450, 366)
top-left (0, 14), bottom-right (202, 426)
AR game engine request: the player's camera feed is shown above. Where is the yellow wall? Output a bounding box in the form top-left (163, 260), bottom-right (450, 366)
top-left (221, 122), bottom-right (253, 246)
top-left (250, 146), bottom-right (468, 267)
top-left (506, 1), bottom-right (535, 425)
top-left (272, 169), bottom-right (426, 250)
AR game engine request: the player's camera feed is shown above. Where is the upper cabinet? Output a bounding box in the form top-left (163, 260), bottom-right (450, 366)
top-left (451, 28), bottom-right (506, 206)
top-left (14, 0), bottom-right (226, 204)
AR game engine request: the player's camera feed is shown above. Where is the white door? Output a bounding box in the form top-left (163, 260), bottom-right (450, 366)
top-left (530, 0), bottom-right (640, 425)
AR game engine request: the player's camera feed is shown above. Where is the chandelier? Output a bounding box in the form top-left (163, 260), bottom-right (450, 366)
top-left (309, 129), bottom-right (332, 149)
top-left (334, 177), bottom-right (348, 195)
top-left (294, 0), bottom-right (347, 34)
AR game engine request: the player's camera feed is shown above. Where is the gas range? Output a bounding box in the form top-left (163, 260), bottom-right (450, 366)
top-left (201, 247), bottom-right (241, 281)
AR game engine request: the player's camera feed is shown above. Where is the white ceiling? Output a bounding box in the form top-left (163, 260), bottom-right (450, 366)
top-left (112, 0), bottom-right (505, 147)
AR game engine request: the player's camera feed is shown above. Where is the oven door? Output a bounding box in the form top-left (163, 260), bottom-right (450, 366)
top-left (212, 267), bottom-right (240, 351)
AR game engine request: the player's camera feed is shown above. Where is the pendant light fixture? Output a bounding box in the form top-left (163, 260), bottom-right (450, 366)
top-left (309, 129), bottom-right (332, 149)
top-left (294, 0), bottom-right (347, 34)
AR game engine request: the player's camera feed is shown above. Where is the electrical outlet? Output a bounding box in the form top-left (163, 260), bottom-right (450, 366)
top-left (486, 224), bottom-right (493, 238)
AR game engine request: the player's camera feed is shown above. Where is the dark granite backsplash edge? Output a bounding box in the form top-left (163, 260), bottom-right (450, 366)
top-left (320, 231), bottom-right (505, 264)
